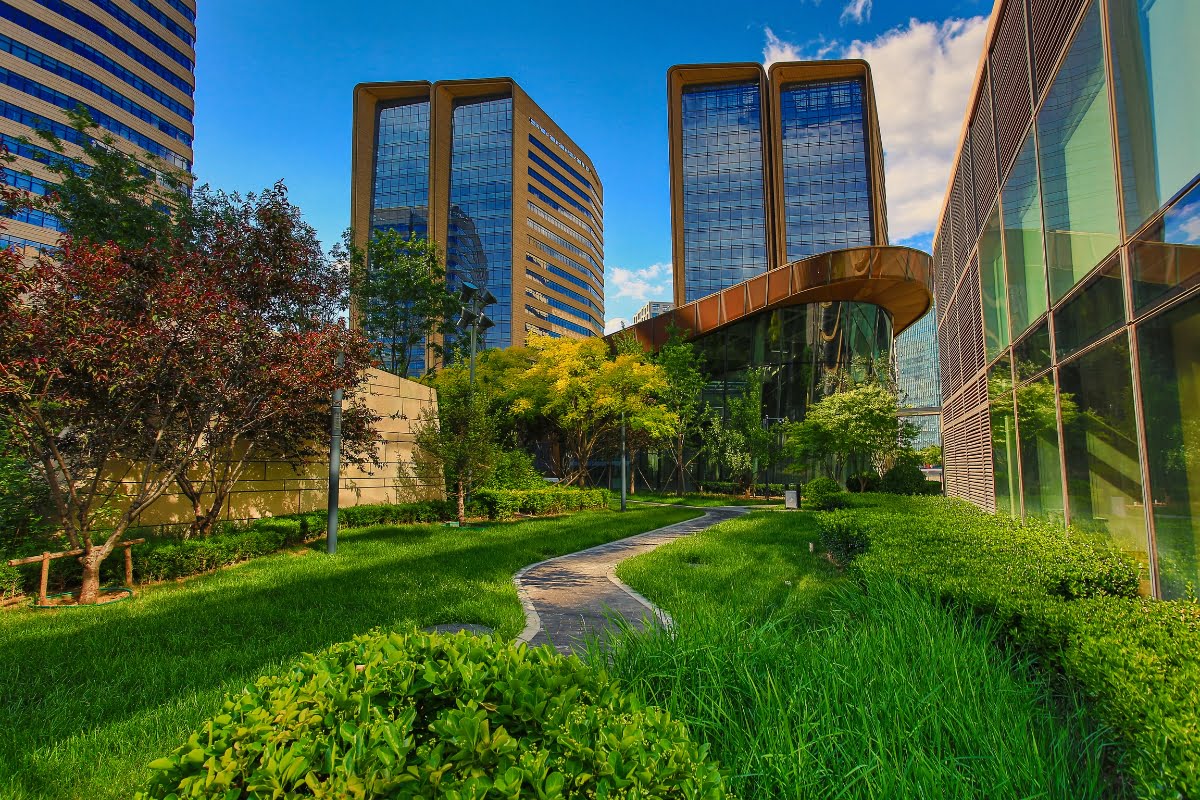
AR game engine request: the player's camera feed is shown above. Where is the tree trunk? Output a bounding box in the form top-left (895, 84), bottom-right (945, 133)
top-left (77, 545), bottom-right (111, 605)
top-left (456, 477), bottom-right (466, 525)
top-left (675, 437), bottom-right (685, 497)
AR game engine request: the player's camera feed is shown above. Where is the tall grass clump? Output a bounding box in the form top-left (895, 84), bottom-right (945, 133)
top-left (604, 511), bottom-right (1114, 799)
top-left (598, 580), bottom-right (1110, 800)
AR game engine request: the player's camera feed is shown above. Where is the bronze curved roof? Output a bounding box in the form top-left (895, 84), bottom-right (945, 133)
top-left (613, 245), bottom-right (933, 351)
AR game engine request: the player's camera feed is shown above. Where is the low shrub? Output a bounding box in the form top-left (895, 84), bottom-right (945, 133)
top-left (137, 628), bottom-right (727, 799)
top-left (699, 480), bottom-right (786, 496)
top-left (481, 448), bottom-right (545, 490)
top-left (337, 500), bottom-right (453, 529)
top-left (846, 471), bottom-right (880, 493)
top-left (816, 496), bottom-right (1199, 799)
top-left (471, 487), bottom-right (611, 520)
top-left (802, 477), bottom-right (847, 511)
top-left (879, 461), bottom-right (930, 495)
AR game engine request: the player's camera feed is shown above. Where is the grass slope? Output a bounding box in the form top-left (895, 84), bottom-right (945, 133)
top-left (0, 505), bottom-right (699, 800)
top-left (606, 510), bottom-right (1114, 799)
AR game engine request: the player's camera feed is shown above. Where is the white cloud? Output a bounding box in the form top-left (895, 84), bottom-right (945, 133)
top-left (604, 318), bottom-right (629, 335)
top-left (840, 0), bottom-right (872, 25)
top-left (608, 261), bottom-right (672, 303)
top-left (763, 27), bottom-right (803, 64)
top-left (762, 16), bottom-right (989, 243)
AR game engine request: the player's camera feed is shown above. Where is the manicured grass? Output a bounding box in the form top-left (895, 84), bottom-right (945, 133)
top-left (624, 491), bottom-right (781, 507)
top-left (0, 505), bottom-right (700, 800)
top-left (604, 511), bottom-right (1115, 799)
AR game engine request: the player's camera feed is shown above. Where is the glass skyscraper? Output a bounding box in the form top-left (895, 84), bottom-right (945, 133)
top-left (352, 79), bottom-right (604, 377)
top-left (0, 0), bottom-right (196, 251)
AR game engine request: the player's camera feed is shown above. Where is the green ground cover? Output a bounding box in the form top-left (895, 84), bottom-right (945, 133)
top-left (0, 505), bottom-right (699, 800)
top-left (624, 491), bottom-right (780, 507)
top-left (606, 510), bottom-right (1114, 799)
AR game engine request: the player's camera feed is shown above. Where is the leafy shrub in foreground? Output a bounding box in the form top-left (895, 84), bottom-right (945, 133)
top-left (471, 487), bottom-right (611, 520)
top-left (480, 448), bottom-right (546, 490)
top-left (802, 477), bottom-right (847, 511)
top-left (816, 496), bottom-right (1199, 799)
top-left (137, 629), bottom-right (727, 799)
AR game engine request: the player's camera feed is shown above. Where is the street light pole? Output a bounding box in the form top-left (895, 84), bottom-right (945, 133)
top-left (620, 411), bottom-right (627, 512)
top-left (326, 350), bottom-right (344, 555)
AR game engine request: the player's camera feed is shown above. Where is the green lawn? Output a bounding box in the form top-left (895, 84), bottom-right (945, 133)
top-left (606, 511), bottom-right (1114, 799)
top-left (624, 491), bottom-right (781, 507)
top-left (0, 505), bottom-right (700, 800)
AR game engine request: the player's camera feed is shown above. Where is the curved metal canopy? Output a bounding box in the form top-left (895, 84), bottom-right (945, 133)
top-left (611, 245), bottom-right (933, 351)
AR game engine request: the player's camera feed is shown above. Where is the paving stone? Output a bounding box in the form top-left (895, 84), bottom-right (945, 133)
top-left (514, 507), bottom-right (748, 654)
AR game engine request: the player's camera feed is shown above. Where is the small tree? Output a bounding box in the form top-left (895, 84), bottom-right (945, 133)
top-left (653, 330), bottom-right (709, 496)
top-left (793, 383), bottom-right (912, 491)
top-left (409, 381), bottom-right (499, 524)
top-left (345, 229), bottom-right (459, 378)
top-left (172, 186), bottom-right (379, 538)
top-left (701, 368), bottom-right (782, 496)
top-left (513, 335), bottom-right (672, 485)
top-left (0, 239), bottom-right (229, 603)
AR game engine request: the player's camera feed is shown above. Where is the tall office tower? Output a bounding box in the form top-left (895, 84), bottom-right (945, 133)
top-left (351, 79), bottom-right (604, 375)
top-left (621, 61), bottom-right (931, 429)
top-left (933, 0), bottom-right (1200, 598)
top-left (0, 0), bottom-right (196, 250)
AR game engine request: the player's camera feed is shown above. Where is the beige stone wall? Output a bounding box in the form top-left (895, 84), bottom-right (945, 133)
top-left (133, 369), bottom-right (440, 530)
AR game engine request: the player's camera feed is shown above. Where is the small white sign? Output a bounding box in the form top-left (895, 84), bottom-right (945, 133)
top-left (784, 490), bottom-right (798, 510)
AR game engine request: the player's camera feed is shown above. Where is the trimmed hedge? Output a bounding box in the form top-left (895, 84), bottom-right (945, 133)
top-left (698, 480), bottom-right (786, 496)
top-left (137, 628), bottom-right (727, 799)
top-left (802, 477), bottom-right (847, 511)
top-left (816, 496), bottom-right (1199, 799)
top-left (471, 487), bottom-right (611, 520)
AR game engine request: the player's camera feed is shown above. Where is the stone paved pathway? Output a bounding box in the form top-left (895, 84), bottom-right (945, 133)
top-left (514, 506), bottom-right (748, 653)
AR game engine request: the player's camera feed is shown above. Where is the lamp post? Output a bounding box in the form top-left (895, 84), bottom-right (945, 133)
top-left (456, 281), bottom-right (496, 517)
top-left (456, 280), bottom-right (497, 389)
top-left (326, 350), bottom-right (344, 555)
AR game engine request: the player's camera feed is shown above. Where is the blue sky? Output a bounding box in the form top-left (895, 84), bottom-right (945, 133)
top-left (192, 0), bottom-right (993, 328)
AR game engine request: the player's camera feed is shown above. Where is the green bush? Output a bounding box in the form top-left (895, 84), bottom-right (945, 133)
top-left (471, 487), bottom-right (611, 520)
top-left (879, 461), bottom-right (930, 495)
top-left (802, 477), bottom-right (847, 511)
top-left (337, 500), bottom-right (453, 529)
top-left (816, 496), bottom-right (1199, 799)
top-left (481, 449), bottom-right (545, 490)
top-left (137, 628), bottom-right (727, 799)
top-left (846, 471), bottom-right (881, 492)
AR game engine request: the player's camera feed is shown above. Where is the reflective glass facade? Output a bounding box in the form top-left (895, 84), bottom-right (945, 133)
top-left (0, 0), bottom-right (195, 250)
top-left (693, 301), bottom-right (891, 423)
top-left (371, 100), bottom-right (430, 238)
top-left (778, 79), bottom-right (873, 260)
top-left (896, 305), bottom-right (942, 448)
top-left (934, 0), bottom-right (1200, 597)
top-left (680, 82), bottom-right (769, 302)
top-left (448, 97), bottom-right (514, 350)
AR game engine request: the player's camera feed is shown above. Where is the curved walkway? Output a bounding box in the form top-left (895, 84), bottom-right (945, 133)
top-left (514, 506), bottom-right (748, 653)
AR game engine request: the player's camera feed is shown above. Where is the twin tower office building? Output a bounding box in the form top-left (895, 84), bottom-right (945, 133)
top-left (353, 63), bottom-right (935, 433)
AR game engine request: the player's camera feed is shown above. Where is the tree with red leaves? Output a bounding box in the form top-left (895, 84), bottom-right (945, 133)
top-left (0, 125), bottom-right (379, 598)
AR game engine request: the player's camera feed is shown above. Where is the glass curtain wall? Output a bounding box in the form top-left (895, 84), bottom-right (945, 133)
top-left (1002, 133), bottom-right (1048, 337)
top-left (1037, 3), bottom-right (1121, 301)
top-left (448, 96), bottom-right (513, 349)
top-left (371, 99), bottom-right (431, 376)
top-left (1138, 295), bottom-right (1200, 599)
top-left (1108, 0), bottom-right (1200, 236)
top-left (989, 354), bottom-right (1019, 516)
top-left (777, 78), bottom-right (873, 260)
top-left (680, 82), bottom-right (769, 302)
top-left (1058, 334), bottom-right (1150, 569)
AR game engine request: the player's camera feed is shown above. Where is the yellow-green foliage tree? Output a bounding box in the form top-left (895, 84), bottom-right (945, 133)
top-left (513, 335), bottom-right (674, 485)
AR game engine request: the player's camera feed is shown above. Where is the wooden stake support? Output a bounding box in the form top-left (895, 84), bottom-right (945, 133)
top-left (6, 539), bottom-right (146, 605)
